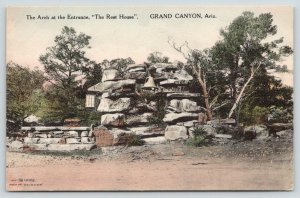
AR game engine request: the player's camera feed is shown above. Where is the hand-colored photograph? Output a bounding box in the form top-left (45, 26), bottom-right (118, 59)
top-left (6, 6), bottom-right (293, 191)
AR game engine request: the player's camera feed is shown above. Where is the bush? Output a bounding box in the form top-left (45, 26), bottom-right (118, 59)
top-left (186, 127), bottom-right (212, 147)
top-left (115, 133), bottom-right (145, 146)
top-left (268, 106), bottom-right (293, 123)
top-left (239, 105), bottom-right (269, 125)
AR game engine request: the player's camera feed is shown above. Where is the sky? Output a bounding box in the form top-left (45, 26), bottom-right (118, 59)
top-left (6, 6), bottom-right (293, 86)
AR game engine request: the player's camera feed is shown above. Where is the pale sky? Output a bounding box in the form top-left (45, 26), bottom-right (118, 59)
top-left (6, 6), bottom-right (293, 86)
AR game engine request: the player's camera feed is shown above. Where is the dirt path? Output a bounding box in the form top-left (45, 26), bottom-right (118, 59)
top-left (6, 133), bottom-right (294, 191)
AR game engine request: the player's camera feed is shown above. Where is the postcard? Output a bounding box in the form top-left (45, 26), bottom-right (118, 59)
top-left (6, 6), bottom-right (293, 191)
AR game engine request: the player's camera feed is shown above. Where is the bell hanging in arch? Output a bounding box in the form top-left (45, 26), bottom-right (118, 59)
top-left (142, 75), bottom-right (157, 90)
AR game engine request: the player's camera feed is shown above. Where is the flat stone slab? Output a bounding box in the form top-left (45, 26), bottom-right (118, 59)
top-left (47, 144), bottom-right (96, 151)
top-left (166, 93), bottom-right (200, 99)
top-left (21, 126), bottom-right (90, 131)
top-left (143, 136), bottom-right (167, 145)
top-left (215, 134), bottom-right (232, 139)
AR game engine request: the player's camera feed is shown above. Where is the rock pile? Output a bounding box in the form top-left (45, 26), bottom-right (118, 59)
top-left (87, 62), bottom-right (203, 145)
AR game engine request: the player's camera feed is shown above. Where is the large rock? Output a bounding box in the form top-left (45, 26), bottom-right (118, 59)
top-left (126, 64), bottom-right (146, 72)
top-left (150, 63), bottom-right (177, 73)
top-left (66, 138), bottom-right (81, 144)
top-left (64, 131), bottom-right (79, 138)
top-left (38, 138), bottom-right (61, 144)
top-left (245, 125), bottom-right (268, 140)
top-left (126, 113), bottom-right (153, 125)
top-left (47, 144), bottom-right (96, 151)
top-left (101, 113), bottom-right (125, 127)
top-left (164, 125), bottom-right (188, 140)
top-left (166, 92), bottom-right (200, 99)
top-left (143, 136), bottom-right (167, 145)
top-left (102, 69), bottom-right (119, 82)
top-left (129, 126), bottom-right (164, 137)
top-left (9, 141), bottom-right (23, 151)
top-left (201, 125), bottom-right (217, 137)
top-left (97, 98), bottom-right (131, 113)
top-left (88, 79), bottom-right (136, 93)
top-left (124, 72), bottom-right (146, 81)
top-left (173, 70), bottom-right (193, 81)
top-left (163, 112), bottom-right (198, 123)
top-left (24, 137), bottom-right (39, 144)
top-left (168, 99), bottom-right (199, 112)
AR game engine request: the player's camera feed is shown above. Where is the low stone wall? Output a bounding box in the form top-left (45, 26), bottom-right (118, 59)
top-left (7, 126), bottom-right (96, 151)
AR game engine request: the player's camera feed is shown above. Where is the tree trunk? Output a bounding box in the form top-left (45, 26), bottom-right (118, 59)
top-left (227, 71), bottom-right (254, 119)
top-left (193, 68), bottom-right (212, 121)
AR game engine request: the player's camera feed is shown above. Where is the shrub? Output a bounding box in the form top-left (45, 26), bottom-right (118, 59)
top-left (115, 133), bottom-right (145, 146)
top-left (239, 105), bottom-right (269, 125)
top-left (186, 127), bottom-right (212, 147)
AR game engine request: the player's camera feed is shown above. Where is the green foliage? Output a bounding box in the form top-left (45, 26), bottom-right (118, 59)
top-left (79, 110), bottom-right (102, 126)
top-left (210, 11), bottom-right (293, 118)
top-left (186, 127), bottom-right (211, 147)
top-left (147, 51), bottom-right (169, 63)
top-left (239, 105), bottom-right (269, 125)
top-left (101, 57), bottom-right (135, 77)
top-left (39, 26), bottom-right (94, 122)
top-left (116, 133), bottom-right (145, 146)
top-left (268, 105), bottom-right (293, 123)
top-left (146, 94), bottom-right (167, 127)
top-left (7, 62), bottom-right (45, 124)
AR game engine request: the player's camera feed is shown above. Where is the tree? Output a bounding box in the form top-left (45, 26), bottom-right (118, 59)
top-left (169, 41), bottom-right (227, 121)
top-left (101, 57), bottom-right (135, 77)
top-left (210, 12), bottom-right (292, 118)
top-left (147, 51), bottom-right (169, 63)
top-left (39, 26), bottom-right (94, 121)
top-left (7, 62), bottom-right (45, 125)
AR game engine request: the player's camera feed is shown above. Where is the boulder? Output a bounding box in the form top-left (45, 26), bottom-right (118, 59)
top-left (126, 113), bottom-right (153, 125)
top-left (81, 137), bottom-right (92, 143)
top-left (164, 125), bottom-right (188, 140)
top-left (93, 127), bottom-right (114, 147)
top-left (110, 128), bottom-right (133, 139)
top-left (35, 133), bottom-right (48, 138)
top-left (126, 64), bottom-right (146, 71)
top-left (47, 144), bottom-right (96, 151)
top-left (245, 125), bottom-right (268, 140)
top-left (163, 112), bottom-right (198, 123)
top-left (65, 131), bottom-right (79, 138)
top-left (124, 72), bottom-right (146, 81)
top-left (143, 136), bottom-right (167, 145)
top-left (150, 63), bottom-right (177, 72)
top-left (183, 120), bottom-right (198, 127)
top-left (129, 126), bottom-right (164, 137)
top-left (201, 125), bottom-right (217, 137)
top-left (168, 99), bottom-right (199, 112)
top-left (88, 79), bottom-right (136, 93)
top-left (97, 98), bottom-right (131, 113)
top-left (102, 69), bottom-right (119, 82)
top-left (28, 132), bottom-right (34, 138)
top-left (66, 138), bottom-right (81, 144)
top-left (174, 70), bottom-right (193, 81)
top-left (9, 141), bottom-right (23, 151)
top-left (81, 131), bottom-right (88, 137)
top-left (101, 113), bottom-right (125, 127)
top-left (38, 138), bottom-right (61, 144)
top-left (24, 137), bottom-right (39, 144)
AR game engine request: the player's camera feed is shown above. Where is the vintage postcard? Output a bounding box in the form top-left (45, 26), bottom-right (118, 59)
top-left (6, 6), bottom-right (293, 191)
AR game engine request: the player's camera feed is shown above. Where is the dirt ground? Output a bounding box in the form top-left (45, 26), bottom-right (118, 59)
top-left (6, 131), bottom-right (294, 191)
